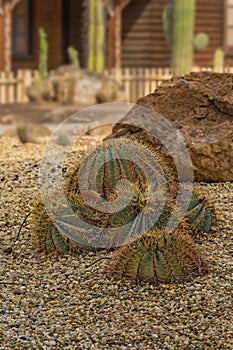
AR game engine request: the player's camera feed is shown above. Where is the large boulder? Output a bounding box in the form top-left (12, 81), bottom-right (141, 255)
top-left (108, 72), bottom-right (233, 182)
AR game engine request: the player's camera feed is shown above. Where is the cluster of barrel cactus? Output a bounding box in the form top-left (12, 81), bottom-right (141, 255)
top-left (32, 137), bottom-right (215, 285)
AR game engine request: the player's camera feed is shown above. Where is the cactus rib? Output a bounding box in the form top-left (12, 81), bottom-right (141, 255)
top-left (108, 228), bottom-right (208, 285)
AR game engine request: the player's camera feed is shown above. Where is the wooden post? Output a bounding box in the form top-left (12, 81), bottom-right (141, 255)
top-left (2, 0), bottom-right (22, 72)
top-left (105, 0), bottom-right (131, 77)
top-left (0, 71), bottom-right (7, 103)
top-left (16, 69), bottom-right (23, 102)
top-left (3, 0), bottom-right (12, 72)
top-left (114, 0), bottom-right (121, 72)
top-left (107, 14), bottom-right (115, 73)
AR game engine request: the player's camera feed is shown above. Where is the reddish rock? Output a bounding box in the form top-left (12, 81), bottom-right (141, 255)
top-left (108, 72), bottom-right (233, 182)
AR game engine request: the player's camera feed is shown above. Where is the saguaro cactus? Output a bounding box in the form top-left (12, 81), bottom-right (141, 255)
top-left (163, 0), bottom-right (208, 76)
top-left (173, 0), bottom-right (195, 75)
top-left (88, 0), bottom-right (105, 73)
top-left (38, 28), bottom-right (48, 79)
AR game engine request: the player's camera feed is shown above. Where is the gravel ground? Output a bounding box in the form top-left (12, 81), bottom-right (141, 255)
top-left (0, 137), bottom-right (232, 350)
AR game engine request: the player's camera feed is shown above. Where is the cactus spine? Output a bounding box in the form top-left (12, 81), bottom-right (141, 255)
top-left (38, 28), bottom-right (48, 80)
top-left (88, 0), bottom-right (105, 73)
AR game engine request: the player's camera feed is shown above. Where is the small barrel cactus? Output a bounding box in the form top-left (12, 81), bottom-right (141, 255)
top-left (181, 193), bottom-right (215, 234)
top-left (108, 228), bottom-right (208, 285)
top-left (65, 137), bottom-right (178, 201)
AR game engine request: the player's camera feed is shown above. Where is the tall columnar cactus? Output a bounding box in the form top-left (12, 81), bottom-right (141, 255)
top-left (88, 0), bottom-right (105, 73)
top-left (173, 0), bottom-right (195, 75)
top-left (38, 28), bottom-right (48, 80)
top-left (163, 0), bottom-right (208, 76)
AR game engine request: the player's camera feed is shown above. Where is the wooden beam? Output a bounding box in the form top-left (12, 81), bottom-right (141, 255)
top-left (104, 0), bottom-right (132, 15)
top-left (115, 1), bottom-right (121, 71)
top-left (12, 0), bottom-right (21, 8)
top-left (2, 0), bottom-right (22, 71)
top-left (4, 0), bottom-right (12, 72)
top-left (107, 14), bottom-right (115, 71)
top-left (106, 0), bottom-right (132, 72)
top-left (0, 0), bottom-right (21, 14)
top-left (0, 0), bottom-right (4, 15)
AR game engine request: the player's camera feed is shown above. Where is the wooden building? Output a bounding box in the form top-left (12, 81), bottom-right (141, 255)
top-left (0, 0), bottom-right (232, 72)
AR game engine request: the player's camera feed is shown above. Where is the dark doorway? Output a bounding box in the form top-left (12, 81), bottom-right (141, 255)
top-left (62, 0), bottom-right (84, 66)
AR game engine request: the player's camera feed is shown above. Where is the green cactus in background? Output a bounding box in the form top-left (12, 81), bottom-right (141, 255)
top-left (193, 32), bottom-right (209, 52)
top-left (38, 28), bottom-right (48, 80)
top-left (162, 3), bottom-right (174, 46)
top-left (163, 0), bottom-right (208, 76)
top-left (67, 46), bottom-right (80, 67)
top-left (173, 0), bottom-right (195, 75)
top-left (88, 0), bottom-right (105, 73)
top-left (16, 125), bottom-right (37, 144)
top-left (213, 48), bottom-right (224, 73)
top-left (108, 228), bottom-right (208, 285)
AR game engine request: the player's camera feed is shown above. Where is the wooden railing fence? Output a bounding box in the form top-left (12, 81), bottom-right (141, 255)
top-left (1, 67), bottom-right (233, 104)
top-left (0, 69), bottom-right (39, 104)
top-left (117, 66), bottom-right (233, 102)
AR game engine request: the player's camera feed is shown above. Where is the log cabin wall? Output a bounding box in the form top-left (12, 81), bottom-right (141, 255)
top-left (121, 0), bottom-right (172, 68)
top-left (67, 0), bottom-right (84, 67)
top-left (121, 0), bottom-right (225, 68)
top-left (194, 0), bottom-right (224, 67)
top-left (0, 0), bottom-right (228, 72)
top-left (35, 0), bottom-right (63, 70)
top-left (12, 0), bottom-right (63, 70)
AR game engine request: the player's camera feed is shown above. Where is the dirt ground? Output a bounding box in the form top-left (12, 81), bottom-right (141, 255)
top-left (0, 101), bottom-right (88, 124)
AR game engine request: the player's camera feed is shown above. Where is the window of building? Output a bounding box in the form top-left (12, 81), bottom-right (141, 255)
top-left (12, 0), bottom-right (33, 58)
top-left (225, 0), bottom-right (233, 53)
